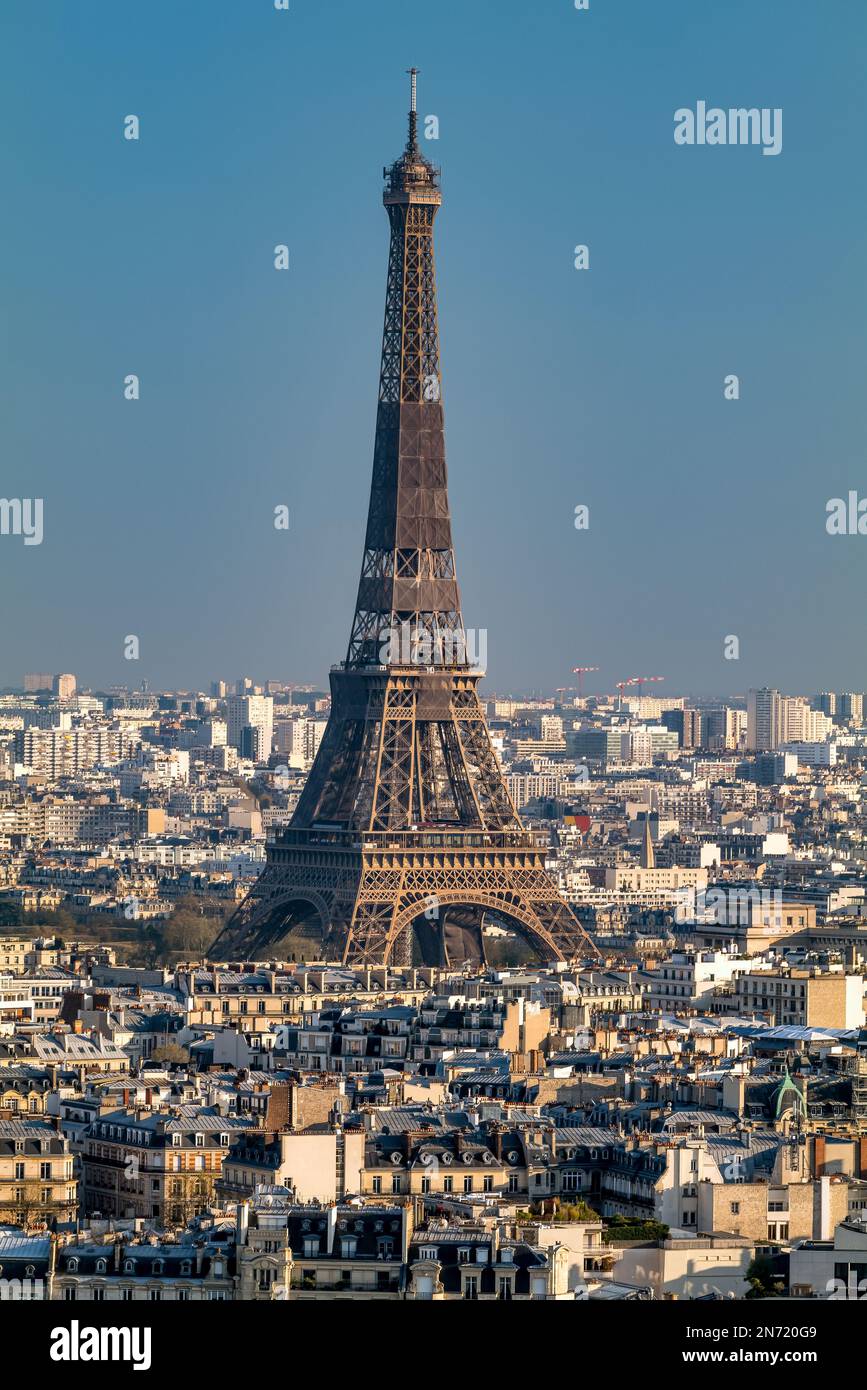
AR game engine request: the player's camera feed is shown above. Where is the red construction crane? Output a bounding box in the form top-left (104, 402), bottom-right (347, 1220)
top-left (628, 675), bottom-right (665, 700)
top-left (615, 677), bottom-right (637, 711)
top-left (571, 665), bottom-right (600, 698)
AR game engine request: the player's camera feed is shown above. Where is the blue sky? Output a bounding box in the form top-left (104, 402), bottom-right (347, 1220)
top-left (2, 0), bottom-right (865, 698)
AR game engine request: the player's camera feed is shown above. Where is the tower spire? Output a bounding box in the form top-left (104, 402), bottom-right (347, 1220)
top-left (406, 66), bottom-right (419, 154)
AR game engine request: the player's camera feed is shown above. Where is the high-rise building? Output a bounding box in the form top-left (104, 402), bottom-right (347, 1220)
top-left (747, 688), bottom-right (783, 752)
top-left (275, 717), bottom-right (327, 770)
top-left (226, 695), bottom-right (273, 758)
top-left (815, 691), bottom-right (836, 718)
top-left (661, 707), bottom-right (702, 748)
top-left (211, 680), bottom-right (228, 699)
top-left (780, 696), bottom-right (811, 743)
top-left (701, 706), bottom-right (744, 751)
top-left (24, 672), bottom-right (52, 693)
top-left (52, 673), bottom-right (77, 701)
top-left (838, 692), bottom-right (864, 725)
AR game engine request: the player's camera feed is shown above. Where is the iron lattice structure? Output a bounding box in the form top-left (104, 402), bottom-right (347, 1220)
top-left (210, 74), bottom-right (598, 968)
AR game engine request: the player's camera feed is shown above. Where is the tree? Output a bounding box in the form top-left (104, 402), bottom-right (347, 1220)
top-left (151, 1043), bottom-right (189, 1065)
top-left (744, 1255), bottom-right (784, 1299)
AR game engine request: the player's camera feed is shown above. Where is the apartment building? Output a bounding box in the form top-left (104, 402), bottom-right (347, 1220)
top-left (81, 1107), bottom-right (256, 1224)
top-left (0, 1119), bottom-right (76, 1228)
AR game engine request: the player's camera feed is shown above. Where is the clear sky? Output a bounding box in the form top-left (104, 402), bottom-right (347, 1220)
top-left (2, 0), bottom-right (865, 699)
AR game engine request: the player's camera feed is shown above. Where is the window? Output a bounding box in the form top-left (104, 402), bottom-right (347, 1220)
top-left (443, 1176), bottom-right (453, 1194)
top-left (483, 1176), bottom-right (493, 1193)
top-left (463, 1177), bottom-right (473, 1194)
top-left (372, 1176), bottom-right (382, 1195)
top-left (421, 1177), bottom-right (431, 1194)
top-left (463, 1275), bottom-right (478, 1300)
top-left (391, 1176), bottom-right (401, 1194)
top-left (730, 1202), bottom-right (740, 1215)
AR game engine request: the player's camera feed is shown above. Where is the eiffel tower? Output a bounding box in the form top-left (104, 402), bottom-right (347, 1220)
top-left (210, 72), bottom-right (597, 968)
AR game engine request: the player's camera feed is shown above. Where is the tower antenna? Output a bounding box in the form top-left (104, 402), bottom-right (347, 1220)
top-left (406, 66), bottom-right (419, 153)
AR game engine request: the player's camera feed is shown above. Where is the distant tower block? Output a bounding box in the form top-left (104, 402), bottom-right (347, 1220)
top-left (210, 75), bottom-right (598, 968)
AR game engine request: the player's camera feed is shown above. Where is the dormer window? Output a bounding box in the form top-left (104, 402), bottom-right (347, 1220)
top-left (194, 1133), bottom-right (204, 1148)
top-left (95, 1259), bottom-right (107, 1273)
top-left (171, 1134), bottom-right (181, 1147)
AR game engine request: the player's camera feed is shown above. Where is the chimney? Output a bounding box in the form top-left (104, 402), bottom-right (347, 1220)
top-left (236, 1200), bottom-right (250, 1247)
top-left (813, 1135), bottom-right (826, 1178)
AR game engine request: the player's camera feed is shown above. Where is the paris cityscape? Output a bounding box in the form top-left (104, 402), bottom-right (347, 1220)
top-left (2, 0), bottom-right (862, 1365)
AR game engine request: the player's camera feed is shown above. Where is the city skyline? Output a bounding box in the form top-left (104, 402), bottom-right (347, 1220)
top-left (3, 0), bottom-right (867, 695)
top-left (4, 0), bottom-right (867, 1342)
